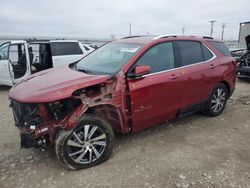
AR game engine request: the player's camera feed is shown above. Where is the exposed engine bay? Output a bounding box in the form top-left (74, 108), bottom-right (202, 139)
top-left (10, 98), bottom-right (81, 149)
top-left (9, 74), bottom-right (130, 150)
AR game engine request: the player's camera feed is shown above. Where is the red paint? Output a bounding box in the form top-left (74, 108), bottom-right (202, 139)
top-left (9, 66), bottom-right (109, 103)
top-left (128, 69), bottom-right (183, 131)
top-left (9, 36), bottom-right (236, 147)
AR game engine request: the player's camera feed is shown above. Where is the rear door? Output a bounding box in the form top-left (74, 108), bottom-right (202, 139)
top-left (50, 42), bottom-right (85, 67)
top-left (0, 42), bottom-right (11, 85)
top-left (174, 40), bottom-right (217, 109)
top-left (127, 42), bottom-right (182, 132)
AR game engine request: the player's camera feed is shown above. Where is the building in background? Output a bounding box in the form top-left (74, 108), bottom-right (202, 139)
top-left (238, 21), bottom-right (250, 47)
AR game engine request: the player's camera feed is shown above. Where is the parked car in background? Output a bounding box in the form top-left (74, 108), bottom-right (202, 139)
top-left (230, 48), bottom-right (247, 62)
top-left (81, 43), bottom-right (98, 53)
top-left (235, 35), bottom-right (250, 80)
top-left (0, 40), bottom-right (87, 86)
top-left (9, 35), bottom-right (236, 170)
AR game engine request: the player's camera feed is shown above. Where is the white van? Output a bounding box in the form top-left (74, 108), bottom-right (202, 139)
top-left (0, 40), bottom-right (87, 86)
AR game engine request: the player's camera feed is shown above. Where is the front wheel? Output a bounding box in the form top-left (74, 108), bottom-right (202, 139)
top-left (55, 114), bottom-right (114, 170)
top-left (203, 83), bottom-right (228, 117)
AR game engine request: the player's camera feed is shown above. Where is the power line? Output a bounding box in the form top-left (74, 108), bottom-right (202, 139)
top-left (129, 22), bottom-right (132, 36)
top-left (209, 20), bottom-right (216, 37)
top-left (182, 27), bottom-right (185, 35)
top-left (221, 23), bottom-right (226, 41)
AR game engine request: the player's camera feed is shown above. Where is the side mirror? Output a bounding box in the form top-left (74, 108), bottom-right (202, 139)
top-left (128, 65), bottom-right (151, 78)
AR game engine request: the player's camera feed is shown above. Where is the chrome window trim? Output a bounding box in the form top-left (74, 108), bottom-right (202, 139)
top-left (141, 43), bottom-right (217, 78)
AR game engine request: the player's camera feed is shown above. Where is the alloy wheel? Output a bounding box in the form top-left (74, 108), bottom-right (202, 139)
top-left (211, 88), bottom-right (226, 113)
top-left (67, 124), bottom-right (107, 164)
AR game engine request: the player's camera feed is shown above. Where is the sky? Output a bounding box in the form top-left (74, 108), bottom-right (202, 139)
top-left (0, 0), bottom-right (249, 40)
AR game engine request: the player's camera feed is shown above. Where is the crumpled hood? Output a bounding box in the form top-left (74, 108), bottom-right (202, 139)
top-left (9, 66), bottom-right (110, 103)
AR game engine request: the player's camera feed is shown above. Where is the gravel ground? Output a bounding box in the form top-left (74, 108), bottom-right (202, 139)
top-left (0, 80), bottom-right (250, 188)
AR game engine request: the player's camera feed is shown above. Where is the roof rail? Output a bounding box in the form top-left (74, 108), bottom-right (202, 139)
top-left (153, 35), bottom-right (214, 40)
top-left (26, 38), bottom-right (68, 42)
top-left (202, 36), bottom-right (213, 39)
top-left (153, 35), bottom-right (179, 40)
top-left (121, 35), bottom-right (147, 39)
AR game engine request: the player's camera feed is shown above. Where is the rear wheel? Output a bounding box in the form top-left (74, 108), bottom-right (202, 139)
top-left (56, 114), bottom-right (114, 170)
top-left (203, 83), bottom-right (228, 117)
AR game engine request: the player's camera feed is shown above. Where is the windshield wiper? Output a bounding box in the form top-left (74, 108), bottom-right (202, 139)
top-left (77, 67), bottom-right (97, 75)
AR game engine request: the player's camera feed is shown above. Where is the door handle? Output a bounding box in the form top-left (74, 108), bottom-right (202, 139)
top-left (210, 64), bottom-right (215, 69)
top-left (169, 74), bottom-right (178, 80)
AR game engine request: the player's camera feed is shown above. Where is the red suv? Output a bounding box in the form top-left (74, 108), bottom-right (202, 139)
top-left (9, 35), bottom-right (236, 170)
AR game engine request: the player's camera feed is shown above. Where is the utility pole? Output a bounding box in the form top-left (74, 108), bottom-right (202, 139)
top-left (209, 20), bottom-right (216, 37)
top-left (221, 23), bottom-right (226, 41)
top-left (129, 22), bottom-right (132, 36)
top-left (182, 27), bottom-right (185, 35)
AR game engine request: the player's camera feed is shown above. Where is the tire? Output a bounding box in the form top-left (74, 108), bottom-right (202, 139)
top-left (203, 83), bottom-right (229, 117)
top-left (55, 114), bottom-right (114, 170)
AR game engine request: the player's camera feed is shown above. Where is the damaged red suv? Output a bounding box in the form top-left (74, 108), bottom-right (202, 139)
top-left (9, 35), bottom-right (236, 170)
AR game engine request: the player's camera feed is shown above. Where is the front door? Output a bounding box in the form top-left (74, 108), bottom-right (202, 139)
top-left (0, 42), bottom-right (12, 86)
top-left (127, 42), bottom-right (182, 132)
top-left (8, 42), bottom-right (31, 85)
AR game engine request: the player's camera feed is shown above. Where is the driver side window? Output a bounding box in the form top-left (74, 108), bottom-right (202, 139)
top-left (9, 44), bottom-right (26, 67)
top-left (0, 43), bottom-right (9, 60)
top-left (135, 42), bottom-right (175, 74)
top-left (9, 44), bottom-right (27, 79)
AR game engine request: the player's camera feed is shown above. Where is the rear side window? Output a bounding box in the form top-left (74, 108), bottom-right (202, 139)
top-left (177, 41), bottom-right (203, 66)
top-left (202, 45), bottom-right (213, 61)
top-left (51, 42), bottom-right (83, 56)
top-left (208, 41), bottom-right (231, 56)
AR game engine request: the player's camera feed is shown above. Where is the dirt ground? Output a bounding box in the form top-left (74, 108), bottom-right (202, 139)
top-left (0, 80), bottom-right (250, 188)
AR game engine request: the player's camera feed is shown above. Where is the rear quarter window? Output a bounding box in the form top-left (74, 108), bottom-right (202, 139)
top-left (208, 41), bottom-right (231, 57)
top-left (51, 42), bottom-right (83, 56)
top-left (201, 44), bottom-right (213, 61)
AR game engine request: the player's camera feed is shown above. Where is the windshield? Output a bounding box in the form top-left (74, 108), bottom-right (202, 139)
top-left (76, 42), bottom-right (143, 75)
